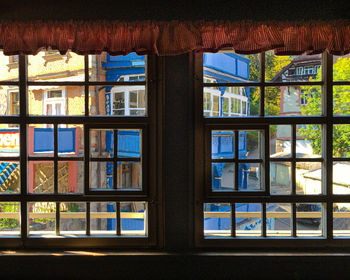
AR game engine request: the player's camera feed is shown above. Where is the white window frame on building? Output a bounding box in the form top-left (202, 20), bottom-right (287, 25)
top-left (43, 88), bottom-right (66, 116)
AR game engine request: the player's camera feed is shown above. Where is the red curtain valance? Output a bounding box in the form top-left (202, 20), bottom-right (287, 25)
top-left (0, 20), bottom-right (349, 56)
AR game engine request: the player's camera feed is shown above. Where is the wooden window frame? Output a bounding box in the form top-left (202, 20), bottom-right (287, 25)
top-left (0, 54), bottom-right (161, 249)
top-left (194, 51), bottom-right (350, 249)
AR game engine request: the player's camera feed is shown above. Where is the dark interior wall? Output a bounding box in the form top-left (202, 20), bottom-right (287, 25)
top-left (1, 0), bottom-right (349, 21)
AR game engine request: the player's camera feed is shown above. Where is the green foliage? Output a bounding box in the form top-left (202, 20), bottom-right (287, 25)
top-left (0, 202), bottom-right (19, 230)
top-left (246, 52), bottom-right (293, 116)
top-left (300, 57), bottom-right (350, 157)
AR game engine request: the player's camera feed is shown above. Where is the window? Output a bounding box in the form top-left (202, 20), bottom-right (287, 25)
top-left (0, 51), bottom-right (159, 248)
top-left (195, 51), bottom-right (350, 248)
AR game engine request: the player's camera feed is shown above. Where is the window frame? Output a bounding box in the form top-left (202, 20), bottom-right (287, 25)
top-left (194, 51), bottom-right (350, 249)
top-left (0, 53), bottom-right (161, 249)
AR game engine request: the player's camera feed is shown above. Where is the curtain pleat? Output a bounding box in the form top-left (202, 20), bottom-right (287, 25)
top-left (0, 20), bottom-right (349, 56)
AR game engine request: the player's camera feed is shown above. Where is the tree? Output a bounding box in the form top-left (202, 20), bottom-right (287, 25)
top-left (300, 56), bottom-right (350, 157)
top-left (246, 52), bottom-right (294, 116)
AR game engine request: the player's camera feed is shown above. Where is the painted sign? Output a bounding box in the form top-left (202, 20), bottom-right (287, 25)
top-left (0, 129), bottom-right (19, 153)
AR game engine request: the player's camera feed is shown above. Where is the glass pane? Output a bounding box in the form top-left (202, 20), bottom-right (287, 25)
top-left (265, 86), bottom-right (321, 116)
top-left (270, 125), bottom-right (291, 158)
top-left (211, 131), bottom-right (234, 159)
top-left (117, 162), bottom-right (141, 190)
top-left (333, 203), bottom-right (350, 237)
top-left (0, 87), bottom-right (19, 115)
top-left (29, 161), bottom-right (54, 194)
top-left (212, 163), bottom-right (234, 191)
top-left (60, 202), bottom-right (86, 235)
top-left (0, 52), bottom-right (18, 81)
top-left (266, 203), bottom-right (292, 237)
top-left (333, 86), bottom-right (350, 115)
top-left (296, 203), bottom-right (322, 237)
top-left (118, 129), bottom-right (141, 158)
top-left (90, 129), bottom-right (114, 158)
top-left (89, 86), bottom-right (147, 116)
top-left (90, 202), bottom-right (116, 235)
top-left (270, 162), bottom-right (291, 195)
top-left (28, 50), bottom-right (84, 82)
top-left (89, 52), bottom-right (146, 82)
top-left (28, 86), bottom-right (84, 116)
top-left (90, 162), bottom-right (113, 190)
top-left (265, 51), bottom-right (321, 82)
top-left (58, 162), bottom-right (84, 194)
top-left (0, 124), bottom-right (20, 157)
top-left (28, 124), bottom-right (54, 157)
top-left (0, 202), bottom-right (20, 236)
top-left (239, 130), bottom-right (261, 159)
top-left (333, 55), bottom-right (350, 82)
top-left (236, 203), bottom-right (261, 237)
top-left (0, 161), bottom-right (20, 194)
top-left (203, 87), bottom-right (259, 117)
top-left (238, 163), bottom-right (261, 191)
top-left (28, 202), bottom-right (56, 235)
top-left (203, 53), bottom-right (259, 82)
top-left (333, 162), bottom-right (350, 194)
top-left (296, 162), bottom-right (322, 195)
top-left (120, 202), bottom-right (147, 236)
top-left (333, 125), bottom-right (350, 157)
top-left (203, 203), bottom-right (231, 237)
top-left (296, 124), bottom-right (322, 158)
top-left (58, 124), bottom-right (84, 157)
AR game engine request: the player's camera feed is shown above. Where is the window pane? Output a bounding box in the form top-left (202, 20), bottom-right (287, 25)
top-left (28, 124), bottom-right (54, 157)
top-left (90, 129), bottom-right (114, 158)
top-left (333, 124), bottom-right (350, 157)
top-left (265, 51), bottom-right (321, 82)
top-left (333, 162), bottom-right (350, 194)
top-left (270, 162), bottom-right (291, 195)
top-left (265, 86), bottom-right (321, 116)
top-left (0, 51), bottom-right (18, 81)
top-left (28, 86), bottom-right (84, 116)
top-left (120, 202), bottom-right (147, 236)
top-left (117, 162), bottom-right (142, 190)
top-left (58, 124), bottom-right (84, 157)
top-left (0, 161), bottom-right (19, 194)
top-left (90, 162), bottom-right (113, 190)
top-left (296, 203), bottom-right (322, 237)
top-left (333, 86), bottom-right (350, 115)
top-left (0, 124), bottom-right (19, 157)
top-left (0, 202), bottom-right (20, 236)
top-left (239, 130), bottom-right (261, 159)
top-left (204, 203), bottom-right (231, 237)
top-left (333, 203), bottom-right (350, 237)
top-left (29, 161), bottom-right (54, 194)
top-left (203, 53), bottom-right (260, 82)
top-left (212, 163), bottom-right (234, 191)
top-left (266, 203), bottom-right (292, 237)
top-left (28, 202), bottom-right (56, 235)
top-left (28, 50), bottom-right (84, 82)
top-left (211, 130), bottom-right (234, 159)
top-left (270, 125), bottom-right (291, 158)
top-left (238, 163), bottom-right (262, 191)
top-left (117, 129), bottom-right (141, 158)
top-left (296, 124), bottom-right (322, 158)
top-left (89, 53), bottom-right (146, 82)
top-left (236, 203), bottom-right (261, 237)
top-left (296, 162), bottom-right (322, 195)
top-left (89, 86), bottom-right (147, 116)
top-left (333, 55), bottom-right (350, 82)
top-left (60, 202), bottom-right (86, 235)
top-left (90, 202), bottom-right (116, 235)
top-left (58, 162), bottom-right (84, 194)
top-left (203, 87), bottom-right (259, 117)
top-left (0, 87), bottom-right (19, 115)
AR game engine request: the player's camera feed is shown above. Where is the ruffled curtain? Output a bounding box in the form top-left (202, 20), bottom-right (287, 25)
top-left (0, 20), bottom-right (349, 56)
